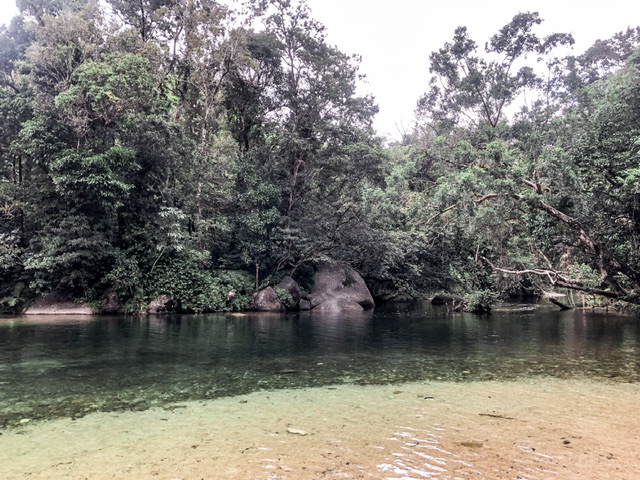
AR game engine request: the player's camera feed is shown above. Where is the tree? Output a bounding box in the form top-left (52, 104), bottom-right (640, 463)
top-left (562, 27), bottom-right (640, 93)
top-left (418, 12), bottom-right (573, 132)
top-left (253, 0), bottom-right (382, 274)
top-left (411, 15), bottom-right (640, 305)
top-left (106, 0), bottom-right (175, 42)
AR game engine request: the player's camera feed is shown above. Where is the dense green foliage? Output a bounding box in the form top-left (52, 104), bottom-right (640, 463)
top-left (386, 17), bottom-right (640, 306)
top-left (0, 0), bottom-right (384, 312)
top-left (1, 2), bottom-right (640, 312)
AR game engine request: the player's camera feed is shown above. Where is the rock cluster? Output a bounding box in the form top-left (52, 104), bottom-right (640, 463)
top-left (253, 262), bottom-right (374, 313)
top-left (24, 262), bottom-right (375, 315)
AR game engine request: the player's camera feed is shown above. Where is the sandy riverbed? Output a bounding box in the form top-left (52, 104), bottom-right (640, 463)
top-left (2, 378), bottom-right (639, 479)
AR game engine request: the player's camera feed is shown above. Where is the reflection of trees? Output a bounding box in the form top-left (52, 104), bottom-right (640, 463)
top-left (2, 308), bottom-right (640, 401)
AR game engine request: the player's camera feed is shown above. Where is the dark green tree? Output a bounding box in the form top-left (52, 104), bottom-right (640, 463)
top-left (411, 14), bottom-right (640, 305)
top-left (254, 0), bottom-right (383, 276)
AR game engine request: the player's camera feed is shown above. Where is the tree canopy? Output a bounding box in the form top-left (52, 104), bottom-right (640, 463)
top-left (1, 3), bottom-right (639, 313)
top-left (393, 12), bottom-right (640, 308)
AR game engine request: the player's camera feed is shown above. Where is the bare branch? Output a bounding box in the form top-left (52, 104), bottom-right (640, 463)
top-left (476, 193), bottom-right (500, 204)
top-left (480, 256), bottom-right (623, 300)
top-left (424, 203), bottom-right (459, 226)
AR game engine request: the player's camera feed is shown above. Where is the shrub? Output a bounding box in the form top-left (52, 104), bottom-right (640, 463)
top-left (464, 289), bottom-right (498, 314)
top-left (150, 258), bottom-right (253, 313)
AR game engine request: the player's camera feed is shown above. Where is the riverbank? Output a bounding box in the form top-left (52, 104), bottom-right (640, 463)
top-left (2, 378), bottom-right (639, 479)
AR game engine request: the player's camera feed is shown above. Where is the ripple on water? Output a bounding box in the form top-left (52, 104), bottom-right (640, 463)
top-left (379, 424), bottom-right (463, 479)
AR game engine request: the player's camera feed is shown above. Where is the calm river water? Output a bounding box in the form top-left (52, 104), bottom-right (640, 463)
top-left (1, 300), bottom-right (639, 427)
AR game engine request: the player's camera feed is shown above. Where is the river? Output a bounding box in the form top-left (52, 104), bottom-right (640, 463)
top-left (2, 300), bottom-right (639, 426)
top-left (1, 301), bottom-right (639, 479)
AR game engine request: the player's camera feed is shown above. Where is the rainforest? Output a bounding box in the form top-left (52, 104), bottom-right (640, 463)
top-left (2, 0), bottom-right (640, 314)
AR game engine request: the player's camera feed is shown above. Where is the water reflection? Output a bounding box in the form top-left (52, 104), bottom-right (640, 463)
top-left (0, 302), bottom-right (639, 425)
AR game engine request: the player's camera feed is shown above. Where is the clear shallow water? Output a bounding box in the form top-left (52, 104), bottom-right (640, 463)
top-left (1, 301), bottom-right (639, 426)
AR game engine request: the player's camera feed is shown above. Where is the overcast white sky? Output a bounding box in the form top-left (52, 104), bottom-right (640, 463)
top-left (2, 0), bottom-right (640, 140)
top-left (307, 0), bottom-right (640, 140)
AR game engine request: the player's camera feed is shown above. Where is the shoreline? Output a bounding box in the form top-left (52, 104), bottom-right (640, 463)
top-left (3, 378), bottom-right (640, 479)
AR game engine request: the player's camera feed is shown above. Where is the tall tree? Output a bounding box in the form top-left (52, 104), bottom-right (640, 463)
top-left (256, 0), bottom-right (382, 275)
top-left (411, 15), bottom-right (640, 305)
top-left (418, 12), bottom-right (573, 132)
top-left (107, 0), bottom-right (175, 42)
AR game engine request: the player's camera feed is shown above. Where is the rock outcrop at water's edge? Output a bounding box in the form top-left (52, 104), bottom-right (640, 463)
top-left (431, 294), bottom-right (466, 307)
top-left (23, 292), bottom-right (98, 315)
top-left (311, 296), bottom-right (365, 312)
top-left (101, 292), bottom-right (124, 314)
top-left (147, 294), bottom-right (179, 314)
top-left (310, 262), bottom-right (375, 311)
top-left (276, 276), bottom-right (301, 310)
top-left (250, 263), bottom-right (375, 313)
top-left (431, 294), bottom-right (466, 312)
top-left (252, 287), bottom-right (285, 312)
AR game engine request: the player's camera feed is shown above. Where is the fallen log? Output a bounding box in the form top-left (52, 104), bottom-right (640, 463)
top-left (548, 297), bottom-right (573, 310)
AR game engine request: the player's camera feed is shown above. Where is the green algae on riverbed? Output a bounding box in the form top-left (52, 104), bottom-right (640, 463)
top-left (2, 379), bottom-right (640, 480)
top-left (2, 305), bottom-right (640, 428)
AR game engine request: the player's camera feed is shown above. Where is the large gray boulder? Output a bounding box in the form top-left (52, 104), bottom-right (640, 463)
top-left (147, 294), bottom-right (179, 314)
top-left (310, 262), bottom-right (374, 311)
top-left (253, 287), bottom-right (284, 312)
top-left (312, 297), bottom-right (364, 312)
top-left (276, 276), bottom-right (301, 310)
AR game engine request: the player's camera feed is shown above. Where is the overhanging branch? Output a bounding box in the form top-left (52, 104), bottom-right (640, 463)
top-left (480, 256), bottom-right (622, 300)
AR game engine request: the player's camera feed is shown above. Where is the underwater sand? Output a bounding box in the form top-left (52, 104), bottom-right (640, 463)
top-left (2, 378), bottom-right (639, 479)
